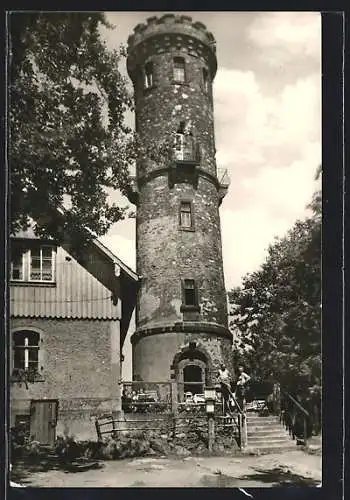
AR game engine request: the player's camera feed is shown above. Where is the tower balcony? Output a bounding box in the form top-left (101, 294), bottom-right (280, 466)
top-left (169, 134), bottom-right (201, 189)
top-left (174, 134), bottom-right (201, 165)
top-left (217, 167), bottom-right (230, 204)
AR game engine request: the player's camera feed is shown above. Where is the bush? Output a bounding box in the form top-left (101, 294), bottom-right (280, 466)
top-left (55, 435), bottom-right (82, 462)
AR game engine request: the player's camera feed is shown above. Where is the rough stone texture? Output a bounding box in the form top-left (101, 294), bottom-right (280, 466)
top-left (127, 16), bottom-right (232, 382)
top-left (136, 176), bottom-right (227, 328)
top-left (131, 51), bottom-right (215, 180)
top-left (132, 331), bottom-right (232, 382)
top-left (10, 317), bottom-right (121, 440)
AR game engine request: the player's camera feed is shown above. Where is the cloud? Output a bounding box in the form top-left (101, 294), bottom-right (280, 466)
top-left (214, 68), bottom-right (320, 168)
top-left (99, 233), bottom-right (136, 270)
top-left (221, 205), bottom-right (302, 290)
top-left (214, 65), bottom-right (321, 289)
top-left (242, 151), bottom-right (320, 217)
top-left (247, 12), bottom-right (321, 65)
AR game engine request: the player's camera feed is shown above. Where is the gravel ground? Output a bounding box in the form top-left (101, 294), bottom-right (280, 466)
top-left (11, 448), bottom-right (322, 488)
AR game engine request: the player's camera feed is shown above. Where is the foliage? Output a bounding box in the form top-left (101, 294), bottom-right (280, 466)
top-left (11, 367), bottom-right (42, 389)
top-left (229, 169), bottom-right (321, 402)
top-left (8, 12), bottom-right (134, 240)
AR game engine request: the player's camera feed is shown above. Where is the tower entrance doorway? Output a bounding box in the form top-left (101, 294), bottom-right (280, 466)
top-left (183, 364), bottom-right (203, 395)
top-left (171, 343), bottom-right (213, 402)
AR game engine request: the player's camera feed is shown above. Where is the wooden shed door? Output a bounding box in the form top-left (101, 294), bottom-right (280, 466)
top-left (30, 400), bottom-right (58, 445)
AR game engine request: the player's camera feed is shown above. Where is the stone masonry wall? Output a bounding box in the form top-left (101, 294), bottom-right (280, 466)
top-left (134, 50), bottom-right (216, 180)
top-left (10, 317), bottom-right (120, 439)
top-left (136, 175), bottom-right (227, 329)
top-left (133, 331), bottom-right (233, 383)
top-left (128, 16), bottom-right (232, 382)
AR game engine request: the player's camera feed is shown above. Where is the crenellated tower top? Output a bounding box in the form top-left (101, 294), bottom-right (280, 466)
top-left (127, 14), bottom-right (217, 81)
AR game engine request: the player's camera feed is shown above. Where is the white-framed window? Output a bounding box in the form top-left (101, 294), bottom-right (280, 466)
top-left (144, 61), bottom-right (154, 88)
top-left (10, 245), bottom-right (56, 282)
top-left (13, 330), bottom-right (40, 373)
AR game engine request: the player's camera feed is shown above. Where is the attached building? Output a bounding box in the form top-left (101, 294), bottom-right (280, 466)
top-left (10, 226), bottom-right (139, 443)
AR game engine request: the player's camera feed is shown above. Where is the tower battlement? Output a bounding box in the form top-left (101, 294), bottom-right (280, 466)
top-left (127, 14), bottom-right (217, 79)
top-left (127, 14), bottom-right (216, 52)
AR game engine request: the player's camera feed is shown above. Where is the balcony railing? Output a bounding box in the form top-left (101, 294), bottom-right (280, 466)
top-left (217, 168), bottom-right (230, 203)
top-left (174, 134), bottom-right (200, 164)
top-left (217, 168), bottom-right (230, 187)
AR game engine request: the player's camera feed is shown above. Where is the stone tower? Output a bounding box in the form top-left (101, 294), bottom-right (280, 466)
top-left (127, 14), bottom-right (232, 398)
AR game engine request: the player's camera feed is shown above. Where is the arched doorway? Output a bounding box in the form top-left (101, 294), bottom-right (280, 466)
top-left (171, 342), bottom-right (213, 402)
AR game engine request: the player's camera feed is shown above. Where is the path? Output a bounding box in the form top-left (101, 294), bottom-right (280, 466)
top-left (12, 449), bottom-right (321, 488)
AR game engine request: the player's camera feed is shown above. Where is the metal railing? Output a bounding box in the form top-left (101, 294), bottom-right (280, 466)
top-left (121, 381), bottom-right (172, 414)
top-left (95, 380), bottom-right (249, 450)
top-left (280, 391), bottom-right (310, 446)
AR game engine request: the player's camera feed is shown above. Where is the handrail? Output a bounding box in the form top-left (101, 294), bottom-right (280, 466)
top-left (284, 391), bottom-right (310, 418)
top-left (279, 388), bottom-right (310, 446)
top-left (223, 384), bottom-right (244, 416)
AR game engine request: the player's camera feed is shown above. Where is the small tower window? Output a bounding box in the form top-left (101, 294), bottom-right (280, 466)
top-left (203, 68), bottom-right (209, 92)
top-left (173, 57), bottom-right (186, 83)
top-left (144, 61), bottom-right (154, 89)
top-left (180, 201), bottom-right (193, 228)
top-left (183, 279), bottom-right (197, 306)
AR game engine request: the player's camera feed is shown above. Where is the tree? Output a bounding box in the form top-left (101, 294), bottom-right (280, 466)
top-left (229, 169), bottom-right (321, 401)
top-left (8, 12), bottom-right (135, 241)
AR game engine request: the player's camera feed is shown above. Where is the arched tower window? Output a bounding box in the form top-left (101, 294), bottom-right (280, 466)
top-left (144, 61), bottom-right (154, 89)
top-left (173, 57), bottom-right (186, 83)
top-left (13, 330), bottom-right (40, 374)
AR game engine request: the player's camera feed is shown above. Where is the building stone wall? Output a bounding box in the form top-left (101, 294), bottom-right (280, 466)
top-left (10, 317), bottom-right (121, 439)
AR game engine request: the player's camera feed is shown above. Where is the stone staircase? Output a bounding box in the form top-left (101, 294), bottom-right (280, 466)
top-left (246, 412), bottom-right (297, 453)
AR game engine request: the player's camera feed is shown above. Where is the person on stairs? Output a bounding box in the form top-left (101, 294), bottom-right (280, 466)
top-left (235, 366), bottom-right (251, 412)
top-left (218, 363), bottom-right (232, 415)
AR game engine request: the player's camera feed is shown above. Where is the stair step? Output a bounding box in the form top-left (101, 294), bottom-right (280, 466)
top-left (247, 417), bottom-right (280, 423)
top-left (248, 434), bottom-right (292, 443)
top-left (245, 443), bottom-right (298, 454)
top-left (248, 439), bottom-right (297, 449)
top-left (247, 422), bottom-right (281, 427)
top-left (248, 431), bottom-right (291, 438)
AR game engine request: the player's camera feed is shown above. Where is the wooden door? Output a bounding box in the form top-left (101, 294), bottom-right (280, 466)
top-left (30, 400), bottom-right (58, 445)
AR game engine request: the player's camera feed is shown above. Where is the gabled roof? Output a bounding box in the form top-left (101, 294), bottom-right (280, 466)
top-left (10, 211), bottom-right (140, 344)
top-left (93, 238), bottom-right (139, 282)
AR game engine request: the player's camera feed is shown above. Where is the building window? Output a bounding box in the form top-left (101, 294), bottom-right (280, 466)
top-left (203, 68), bottom-right (209, 92)
top-left (13, 330), bottom-right (40, 374)
top-left (183, 279), bottom-right (197, 306)
top-left (10, 245), bottom-right (56, 283)
top-left (180, 201), bottom-right (193, 228)
top-left (144, 61), bottom-right (154, 89)
top-left (173, 57), bottom-right (186, 83)
top-left (10, 248), bottom-right (25, 281)
top-left (29, 246), bottom-right (54, 281)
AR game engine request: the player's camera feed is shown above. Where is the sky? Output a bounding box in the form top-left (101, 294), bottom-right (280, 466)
top-left (97, 12), bottom-right (321, 379)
